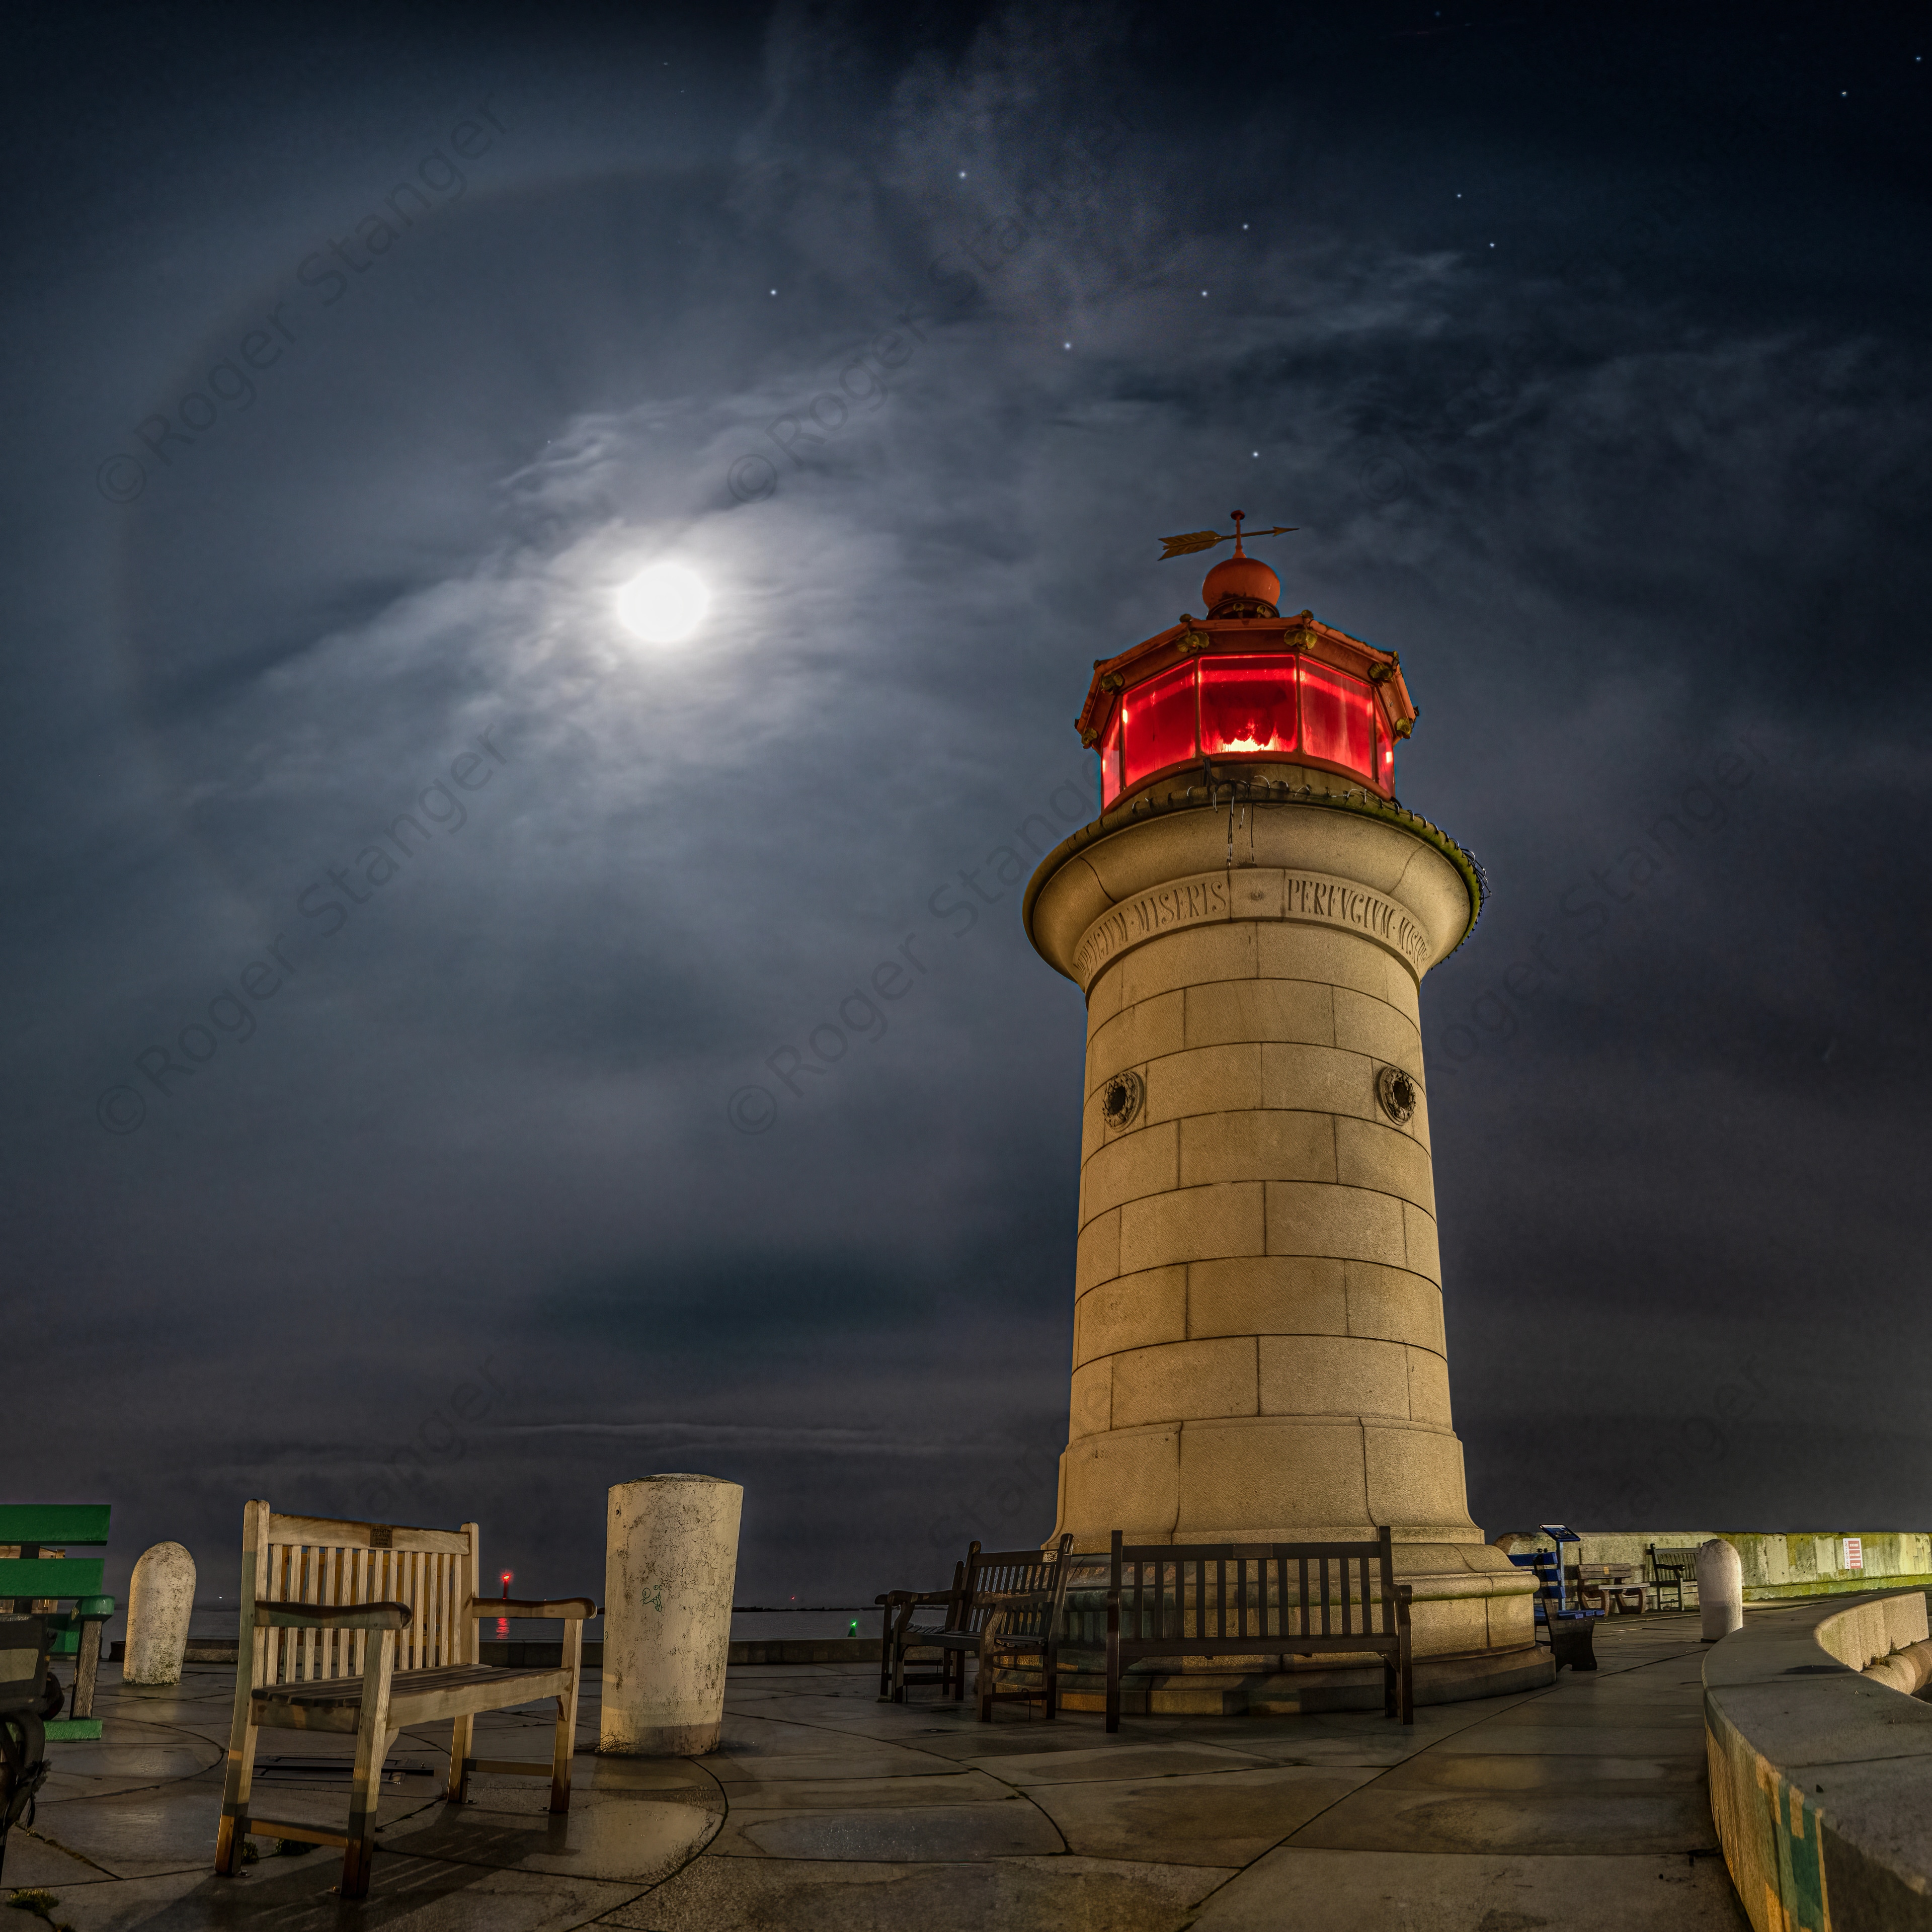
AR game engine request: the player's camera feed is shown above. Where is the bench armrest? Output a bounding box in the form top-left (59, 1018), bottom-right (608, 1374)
top-left (881, 1589), bottom-right (962, 1608)
top-left (474, 1596), bottom-right (597, 1620)
top-left (255, 1600), bottom-right (412, 1632)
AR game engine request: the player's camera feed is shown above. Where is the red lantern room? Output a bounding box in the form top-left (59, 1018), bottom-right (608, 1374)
top-left (1077, 514), bottom-right (1417, 808)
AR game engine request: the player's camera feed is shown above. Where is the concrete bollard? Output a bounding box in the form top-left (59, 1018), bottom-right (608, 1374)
top-left (1698, 1538), bottom-right (1743, 1642)
top-left (123, 1542), bottom-right (196, 1686)
top-left (600, 1474), bottom-right (743, 1756)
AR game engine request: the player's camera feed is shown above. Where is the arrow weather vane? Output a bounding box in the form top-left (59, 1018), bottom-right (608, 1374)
top-left (1158, 509), bottom-right (1297, 560)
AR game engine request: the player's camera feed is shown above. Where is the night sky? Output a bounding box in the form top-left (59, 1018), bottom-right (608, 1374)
top-left (10, 2), bottom-right (1930, 1614)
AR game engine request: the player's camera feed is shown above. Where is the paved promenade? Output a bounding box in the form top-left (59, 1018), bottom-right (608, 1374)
top-left (9, 1612), bottom-right (1746, 1929)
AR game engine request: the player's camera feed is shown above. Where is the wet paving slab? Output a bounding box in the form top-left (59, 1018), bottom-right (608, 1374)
top-left (7, 1614), bottom-right (1750, 1930)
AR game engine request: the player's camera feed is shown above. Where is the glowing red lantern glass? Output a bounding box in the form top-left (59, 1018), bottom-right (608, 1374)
top-left (1099, 705), bottom-right (1123, 807)
top-left (1299, 660), bottom-right (1375, 776)
top-left (1121, 661), bottom-right (1198, 788)
top-left (1075, 538), bottom-right (1412, 811)
top-left (1200, 658), bottom-right (1296, 757)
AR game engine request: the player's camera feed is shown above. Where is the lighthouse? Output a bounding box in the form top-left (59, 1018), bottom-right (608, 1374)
top-left (1022, 516), bottom-right (1544, 1709)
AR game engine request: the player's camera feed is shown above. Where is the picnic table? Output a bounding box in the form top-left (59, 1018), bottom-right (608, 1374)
top-left (1577, 1563), bottom-right (1647, 1614)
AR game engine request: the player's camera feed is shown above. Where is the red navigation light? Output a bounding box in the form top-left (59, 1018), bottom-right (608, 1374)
top-left (1300, 660), bottom-right (1375, 777)
top-left (1099, 705), bottom-right (1123, 807)
top-left (1082, 612), bottom-right (1408, 812)
top-left (1121, 661), bottom-right (1198, 789)
top-left (1200, 657), bottom-right (1295, 757)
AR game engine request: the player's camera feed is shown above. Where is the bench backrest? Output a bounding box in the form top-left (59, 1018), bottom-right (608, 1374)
top-left (960, 1539), bottom-right (1072, 1637)
top-left (0, 1506), bottom-right (113, 1651)
top-left (1110, 1526), bottom-right (1406, 1657)
top-left (241, 1500), bottom-right (479, 1685)
top-left (0, 1614), bottom-right (52, 1719)
top-left (0, 1506), bottom-right (111, 1549)
top-left (1649, 1545), bottom-right (1698, 1580)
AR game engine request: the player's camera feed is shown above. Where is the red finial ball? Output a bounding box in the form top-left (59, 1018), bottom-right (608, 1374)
top-left (1202, 541), bottom-right (1280, 616)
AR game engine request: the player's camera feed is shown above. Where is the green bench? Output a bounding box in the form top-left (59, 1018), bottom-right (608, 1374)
top-left (0, 1505), bottom-right (115, 1740)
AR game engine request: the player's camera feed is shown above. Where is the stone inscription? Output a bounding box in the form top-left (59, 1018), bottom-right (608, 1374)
top-left (1074, 869), bottom-right (1433, 986)
top-left (1074, 874), bottom-right (1229, 982)
top-left (1281, 874), bottom-right (1433, 972)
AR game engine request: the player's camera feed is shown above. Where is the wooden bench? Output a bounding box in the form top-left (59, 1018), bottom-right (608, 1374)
top-left (1106, 1527), bottom-right (1413, 1731)
top-left (1649, 1545), bottom-right (1699, 1612)
top-left (927, 1537), bottom-right (1073, 1722)
top-left (213, 1502), bottom-right (594, 1900)
top-left (876, 1554), bottom-right (970, 1702)
top-left (0, 1505), bottom-right (116, 1740)
top-left (878, 1538), bottom-right (1073, 1715)
top-left (1, 1613), bottom-right (57, 1888)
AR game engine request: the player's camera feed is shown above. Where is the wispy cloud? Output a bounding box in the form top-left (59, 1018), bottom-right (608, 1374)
top-left (490, 1421), bottom-right (981, 1456)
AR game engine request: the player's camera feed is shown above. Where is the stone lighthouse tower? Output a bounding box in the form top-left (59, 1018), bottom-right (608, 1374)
top-left (1022, 516), bottom-right (1543, 1706)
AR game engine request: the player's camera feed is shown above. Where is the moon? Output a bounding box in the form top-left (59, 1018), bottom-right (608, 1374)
top-left (616, 563), bottom-right (709, 642)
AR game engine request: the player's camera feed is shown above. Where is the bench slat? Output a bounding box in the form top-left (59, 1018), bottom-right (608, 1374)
top-left (266, 1512), bottom-right (469, 1557)
top-left (0, 1558), bottom-right (106, 1598)
top-left (243, 1818), bottom-right (351, 1848)
top-left (254, 1662), bottom-right (561, 1710)
top-left (0, 1506), bottom-right (111, 1546)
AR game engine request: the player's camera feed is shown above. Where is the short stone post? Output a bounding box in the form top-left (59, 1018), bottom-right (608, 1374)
top-left (1698, 1537), bottom-right (1743, 1642)
top-left (600, 1475), bottom-right (743, 1756)
top-left (123, 1542), bottom-right (196, 1686)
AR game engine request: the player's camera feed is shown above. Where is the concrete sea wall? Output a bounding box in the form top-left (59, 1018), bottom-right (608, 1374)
top-left (1705, 1590), bottom-right (1932, 1930)
top-left (1494, 1530), bottom-right (1932, 1602)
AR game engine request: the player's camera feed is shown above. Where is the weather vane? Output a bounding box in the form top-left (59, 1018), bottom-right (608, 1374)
top-left (1158, 509), bottom-right (1297, 560)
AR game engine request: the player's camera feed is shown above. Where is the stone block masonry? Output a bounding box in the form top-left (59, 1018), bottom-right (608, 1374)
top-left (1027, 785), bottom-right (1542, 1704)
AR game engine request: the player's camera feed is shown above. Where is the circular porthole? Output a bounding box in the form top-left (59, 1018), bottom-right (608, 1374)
top-left (1101, 1070), bottom-right (1145, 1131)
top-left (1377, 1065), bottom-right (1418, 1125)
